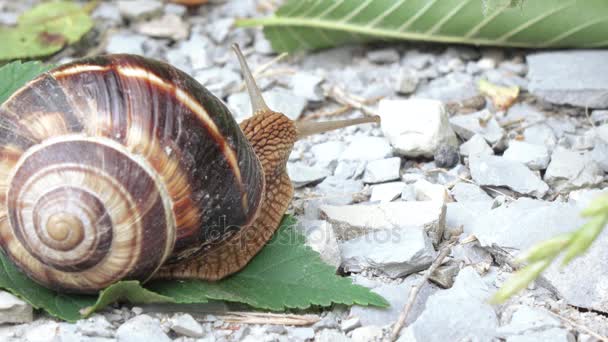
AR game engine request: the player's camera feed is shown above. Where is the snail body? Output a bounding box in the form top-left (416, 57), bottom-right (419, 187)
top-left (0, 46), bottom-right (378, 294)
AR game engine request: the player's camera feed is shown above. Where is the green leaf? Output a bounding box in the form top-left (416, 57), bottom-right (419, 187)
top-left (0, 60), bottom-right (52, 104)
top-left (515, 232), bottom-right (572, 264)
top-left (148, 216), bottom-right (389, 310)
top-left (562, 215), bottom-right (607, 265)
top-left (80, 281), bottom-right (175, 317)
top-left (0, 216), bottom-right (387, 321)
top-left (0, 1), bottom-right (94, 60)
top-left (0, 250), bottom-right (95, 322)
top-left (237, 0), bottom-right (608, 52)
top-left (490, 259), bottom-right (550, 304)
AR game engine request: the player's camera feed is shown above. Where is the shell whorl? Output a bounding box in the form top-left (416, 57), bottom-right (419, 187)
top-left (0, 54), bottom-right (265, 293)
top-left (3, 136), bottom-right (175, 292)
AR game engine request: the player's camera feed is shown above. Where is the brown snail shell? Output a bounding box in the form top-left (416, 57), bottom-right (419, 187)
top-left (0, 46), bottom-right (380, 294)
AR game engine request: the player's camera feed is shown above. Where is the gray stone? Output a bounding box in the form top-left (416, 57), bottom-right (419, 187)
top-left (312, 141), bottom-right (347, 168)
top-left (254, 30), bottom-right (275, 55)
top-left (170, 313), bottom-right (203, 338)
top-left (395, 68), bottom-right (419, 94)
top-left (450, 109), bottom-right (505, 145)
top-left (287, 162), bottom-right (329, 188)
top-left (76, 315), bottom-right (115, 338)
top-left (568, 188), bottom-right (608, 209)
top-left (367, 48), bottom-right (400, 64)
top-left (340, 137), bottom-right (393, 161)
top-left (195, 67), bottom-right (241, 99)
top-left (459, 134), bottom-right (494, 157)
top-left (317, 329), bottom-right (351, 342)
top-left (451, 182), bottom-right (491, 202)
top-left (446, 201), bottom-right (494, 239)
top-left (290, 72), bottom-right (325, 102)
top-left (544, 148), bottom-right (603, 192)
top-left (412, 179), bottom-right (451, 202)
top-left (287, 327), bottom-right (315, 341)
top-left (295, 219), bottom-right (341, 269)
top-left (506, 328), bottom-right (575, 342)
top-left (207, 18), bottom-right (233, 43)
top-left (503, 140), bottom-right (551, 170)
top-left (321, 201), bottom-right (445, 244)
top-left (416, 72), bottom-right (478, 102)
top-left (504, 103), bottom-right (545, 124)
top-left (370, 182), bottom-right (404, 203)
top-left (0, 291), bottom-right (32, 324)
top-left (351, 275), bottom-right (438, 327)
top-left (227, 92), bottom-right (253, 122)
top-left (117, 0), bottom-right (163, 20)
top-left (500, 60), bottom-right (528, 76)
top-left (401, 184), bottom-right (417, 201)
top-left (403, 50), bottom-right (435, 70)
top-left (93, 2), bottom-right (122, 24)
top-left (105, 31), bottom-right (146, 55)
top-left (350, 326), bottom-right (384, 342)
top-left (117, 315), bottom-right (171, 342)
top-left (408, 268), bottom-right (498, 341)
top-left (590, 140), bottom-right (608, 172)
top-left (363, 157), bottom-right (401, 184)
top-left (0, 11), bottom-right (17, 26)
top-left (469, 155), bottom-right (549, 198)
top-left (434, 144), bottom-right (460, 168)
top-left (340, 228), bottom-right (436, 278)
top-left (316, 176), bottom-right (364, 206)
top-left (334, 160), bottom-right (365, 179)
top-left (497, 305), bottom-right (561, 337)
top-left (469, 198), bottom-right (585, 251)
top-left (379, 99), bottom-right (458, 158)
top-left (164, 3), bottom-right (186, 16)
top-left (591, 110), bottom-right (608, 125)
top-left (136, 14), bottom-right (189, 40)
top-left (429, 261), bottom-right (460, 288)
top-left (523, 124), bottom-right (558, 150)
top-left (340, 317), bottom-right (361, 332)
top-left (527, 51), bottom-right (608, 108)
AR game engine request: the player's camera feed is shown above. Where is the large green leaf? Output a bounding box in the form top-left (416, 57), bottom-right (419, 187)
top-left (237, 0), bottom-right (608, 52)
top-left (0, 61), bottom-right (52, 104)
top-left (0, 1), bottom-right (94, 61)
top-left (0, 216), bottom-right (387, 322)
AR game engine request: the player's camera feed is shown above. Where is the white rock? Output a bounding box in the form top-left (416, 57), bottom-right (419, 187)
top-left (379, 99), bottom-right (458, 157)
top-left (117, 315), bottom-right (171, 342)
top-left (164, 3), bottom-right (186, 16)
top-left (317, 329), bottom-right (351, 342)
top-left (287, 327), bottom-right (315, 341)
top-left (135, 14), bottom-right (189, 40)
top-left (367, 48), bottom-right (400, 63)
top-left (341, 228), bottom-right (436, 278)
top-left (118, 0), bottom-right (163, 20)
top-left (170, 313), bottom-right (203, 338)
top-left (523, 124), bottom-right (557, 150)
top-left (497, 305), bottom-right (561, 337)
top-left (207, 18), bottom-right (233, 43)
top-left (469, 198), bottom-right (585, 251)
top-left (24, 321), bottom-right (61, 342)
top-left (340, 317), bottom-right (361, 332)
top-left (469, 155), bottom-right (549, 198)
top-left (295, 219), bottom-right (341, 269)
top-left (503, 140), bottom-right (550, 170)
top-left (316, 176), bottom-right (364, 206)
top-left (370, 182), bottom-right (404, 203)
top-left (0, 291), bottom-right (32, 324)
top-left (105, 31), bottom-right (147, 55)
top-left (450, 109), bottom-right (505, 145)
top-left (408, 268), bottom-right (498, 341)
top-left (77, 315), bottom-right (115, 338)
top-left (363, 157), bottom-right (401, 184)
top-left (395, 68), bottom-right (419, 94)
top-left (446, 202), bottom-right (494, 238)
top-left (545, 148), bottom-right (604, 192)
top-left (312, 141), bottom-right (347, 168)
top-left (290, 72), bottom-right (325, 101)
top-left (340, 136), bottom-right (393, 161)
top-left (334, 160), bottom-right (365, 179)
top-left (351, 275), bottom-right (438, 327)
top-left (263, 89), bottom-right (308, 121)
top-left (459, 134), bottom-right (494, 157)
top-left (351, 326), bottom-right (384, 342)
top-left (505, 328), bottom-right (575, 342)
top-left (287, 162), bottom-right (329, 188)
top-left (568, 188), bottom-right (608, 209)
top-left (412, 179), bottom-right (451, 202)
top-left (321, 201), bottom-right (445, 244)
top-left (450, 182), bottom-right (491, 202)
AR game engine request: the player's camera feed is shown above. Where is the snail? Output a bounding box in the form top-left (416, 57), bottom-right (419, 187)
top-left (0, 44), bottom-right (379, 294)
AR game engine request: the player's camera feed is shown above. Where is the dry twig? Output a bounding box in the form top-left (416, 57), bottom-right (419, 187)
top-left (326, 86), bottom-right (381, 117)
top-left (544, 309), bottom-right (608, 341)
top-left (203, 311), bottom-right (319, 326)
top-left (390, 238), bottom-right (459, 341)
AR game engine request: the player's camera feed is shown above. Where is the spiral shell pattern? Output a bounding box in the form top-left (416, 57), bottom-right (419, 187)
top-left (0, 55), bottom-right (264, 293)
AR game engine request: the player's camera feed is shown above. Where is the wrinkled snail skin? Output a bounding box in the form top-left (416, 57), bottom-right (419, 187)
top-left (0, 47), bottom-right (379, 294)
top-left (0, 54), bottom-right (265, 293)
